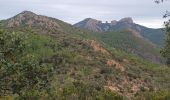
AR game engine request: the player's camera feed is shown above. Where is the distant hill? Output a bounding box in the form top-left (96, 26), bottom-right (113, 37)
top-left (74, 18), bottom-right (165, 46)
top-left (2, 11), bottom-right (82, 35)
top-left (74, 18), bottom-right (164, 63)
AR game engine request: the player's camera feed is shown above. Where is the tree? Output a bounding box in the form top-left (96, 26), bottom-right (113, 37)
top-left (161, 20), bottom-right (170, 66)
top-left (155, 0), bottom-right (164, 3)
top-left (155, 0), bottom-right (170, 66)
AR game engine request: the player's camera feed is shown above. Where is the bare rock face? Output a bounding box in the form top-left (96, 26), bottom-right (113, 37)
top-left (6, 11), bottom-right (61, 31)
top-left (119, 17), bottom-right (133, 24)
top-left (111, 20), bottom-right (117, 25)
top-left (84, 18), bottom-right (103, 32)
top-left (74, 18), bottom-right (103, 32)
top-left (126, 28), bottom-right (143, 38)
top-left (74, 17), bottom-right (134, 32)
top-left (90, 40), bottom-right (110, 55)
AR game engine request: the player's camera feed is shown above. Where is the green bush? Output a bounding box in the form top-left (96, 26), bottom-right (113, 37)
top-left (134, 91), bottom-right (170, 100)
top-left (0, 29), bottom-right (53, 98)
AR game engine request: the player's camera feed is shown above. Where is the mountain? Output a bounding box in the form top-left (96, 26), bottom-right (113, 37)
top-left (0, 11), bottom-right (163, 63)
top-left (74, 18), bottom-right (103, 32)
top-left (75, 18), bottom-right (164, 63)
top-left (5, 11), bottom-right (59, 29)
top-left (74, 18), bottom-right (165, 46)
top-left (79, 29), bottom-right (163, 63)
top-left (2, 11), bottom-right (82, 35)
top-left (1, 11), bottom-right (170, 99)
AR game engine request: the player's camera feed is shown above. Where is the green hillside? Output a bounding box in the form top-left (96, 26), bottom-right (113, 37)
top-left (1, 27), bottom-right (170, 100)
top-left (1, 11), bottom-right (170, 99)
top-left (77, 30), bottom-right (163, 63)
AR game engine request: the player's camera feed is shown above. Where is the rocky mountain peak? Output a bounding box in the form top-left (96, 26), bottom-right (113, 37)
top-left (19, 11), bottom-right (36, 15)
top-left (74, 18), bottom-right (103, 32)
top-left (84, 18), bottom-right (102, 24)
top-left (6, 11), bottom-right (60, 30)
top-left (111, 20), bottom-right (117, 25)
top-left (119, 17), bottom-right (133, 24)
top-left (13, 11), bottom-right (37, 19)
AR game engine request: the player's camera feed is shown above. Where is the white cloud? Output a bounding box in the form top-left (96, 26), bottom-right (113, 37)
top-left (134, 19), bottom-right (165, 28)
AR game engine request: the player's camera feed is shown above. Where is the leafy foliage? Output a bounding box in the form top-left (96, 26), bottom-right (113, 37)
top-left (161, 29), bottom-right (170, 66)
top-left (134, 91), bottom-right (170, 100)
top-left (51, 81), bottom-right (124, 100)
top-left (0, 29), bottom-right (53, 98)
top-left (159, 0), bottom-right (170, 66)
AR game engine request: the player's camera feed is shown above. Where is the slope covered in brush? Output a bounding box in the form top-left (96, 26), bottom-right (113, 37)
top-left (1, 28), bottom-right (170, 99)
top-left (0, 11), bottom-right (170, 99)
top-left (78, 29), bottom-right (163, 63)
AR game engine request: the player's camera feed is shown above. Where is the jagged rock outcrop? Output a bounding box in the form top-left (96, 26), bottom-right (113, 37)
top-left (74, 17), bottom-right (165, 46)
top-left (74, 18), bottom-right (103, 32)
top-left (119, 17), bottom-right (133, 24)
top-left (74, 17), bottom-right (135, 32)
top-left (111, 20), bottom-right (117, 25)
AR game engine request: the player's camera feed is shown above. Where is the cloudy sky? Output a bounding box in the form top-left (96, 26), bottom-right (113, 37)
top-left (0, 0), bottom-right (170, 28)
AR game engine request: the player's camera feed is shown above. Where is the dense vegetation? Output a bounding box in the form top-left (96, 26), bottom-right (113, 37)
top-left (0, 29), bottom-right (55, 99)
top-left (0, 28), bottom-right (170, 99)
top-left (0, 11), bottom-right (170, 99)
top-left (0, 29), bottom-right (126, 99)
top-left (76, 30), bottom-right (162, 63)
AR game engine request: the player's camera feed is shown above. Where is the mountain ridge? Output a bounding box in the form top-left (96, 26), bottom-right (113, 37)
top-left (74, 18), bottom-right (165, 46)
top-left (0, 11), bottom-right (164, 63)
top-left (74, 17), bottom-right (135, 32)
top-left (1, 11), bottom-right (170, 99)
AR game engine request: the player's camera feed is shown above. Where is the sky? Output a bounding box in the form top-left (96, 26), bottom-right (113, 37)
top-left (0, 0), bottom-right (170, 28)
